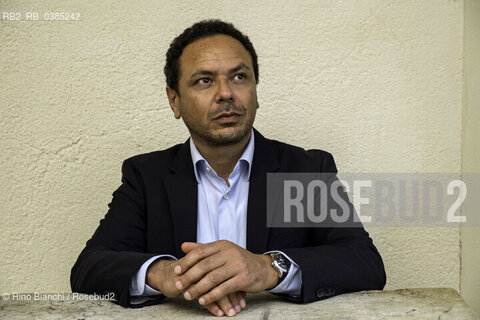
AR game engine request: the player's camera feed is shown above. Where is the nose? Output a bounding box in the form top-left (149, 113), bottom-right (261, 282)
top-left (215, 78), bottom-right (233, 102)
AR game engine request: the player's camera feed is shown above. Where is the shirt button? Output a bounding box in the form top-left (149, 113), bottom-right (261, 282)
top-left (206, 167), bottom-right (211, 172)
top-left (223, 194), bottom-right (229, 200)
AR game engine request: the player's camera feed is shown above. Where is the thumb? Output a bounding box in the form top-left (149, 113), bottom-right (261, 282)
top-left (181, 242), bottom-right (201, 254)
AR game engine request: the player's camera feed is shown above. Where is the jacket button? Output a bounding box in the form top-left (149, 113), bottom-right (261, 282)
top-left (316, 288), bottom-right (335, 299)
top-left (316, 288), bottom-right (329, 299)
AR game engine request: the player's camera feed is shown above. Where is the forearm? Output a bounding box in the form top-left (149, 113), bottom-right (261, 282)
top-left (70, 246), bottom-right (159, 307)
top-left (281, 239), bottom-right (386, 302)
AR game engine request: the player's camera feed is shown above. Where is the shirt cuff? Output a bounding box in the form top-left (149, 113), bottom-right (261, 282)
top-left (263, 250), bottom-right (302, 297)
top-left (129, 254), bottom-right (177, 298)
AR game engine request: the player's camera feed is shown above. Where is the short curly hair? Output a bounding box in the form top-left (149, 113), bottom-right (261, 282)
top-left (164, 19), bottom-right (259, 93)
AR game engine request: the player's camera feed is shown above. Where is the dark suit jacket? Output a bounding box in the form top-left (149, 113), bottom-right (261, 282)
top-left (70, 129), bottom-right (386, 307)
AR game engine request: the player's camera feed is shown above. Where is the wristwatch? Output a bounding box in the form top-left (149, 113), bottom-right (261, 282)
top-left (269, 252), bottom-right (291, 282)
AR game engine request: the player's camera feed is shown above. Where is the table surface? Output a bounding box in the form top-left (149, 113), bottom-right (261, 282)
top-left (1, 288), bottom-right (478, 319)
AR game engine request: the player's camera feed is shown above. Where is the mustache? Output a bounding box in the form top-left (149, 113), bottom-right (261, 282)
top-left (209, 103), bottom-right (245, 118)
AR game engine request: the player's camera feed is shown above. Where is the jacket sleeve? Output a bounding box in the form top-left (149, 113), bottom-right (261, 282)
top-left (280, 152), bottom-right (386, 303)
top-left (70, 158), bottom-right (164, 307)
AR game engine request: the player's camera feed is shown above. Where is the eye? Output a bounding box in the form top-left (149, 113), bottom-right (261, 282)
top-left (233, 73), bottom-right (246, 81)
top-left (197, 77), bottom-right (211, 84)
top-left (233, 72), bottom-right (247, 83)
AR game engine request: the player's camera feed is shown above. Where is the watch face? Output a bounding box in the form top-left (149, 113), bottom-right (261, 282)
top-left (274, 253), bottom-right (290, 273)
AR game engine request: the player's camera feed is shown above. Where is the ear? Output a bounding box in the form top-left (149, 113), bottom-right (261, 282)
top-left (166, 86), bottom-right (181, 119)
top-left (256, 100), bottom-right (260, 109)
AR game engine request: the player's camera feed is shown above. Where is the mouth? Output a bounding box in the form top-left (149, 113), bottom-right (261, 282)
top-left (213, 112), bottom-right (242, 124)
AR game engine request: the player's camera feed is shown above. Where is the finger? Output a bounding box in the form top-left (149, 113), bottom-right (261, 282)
top-left (185, 265), bottom-right (235, 300)
top-left (173, 242), bottom-right (201, 276)
top-left (181, 242), bottom-right (201, 254)
top-left (214, 295), bottom-right (236, 317)
top-left (203, 302), bottom-right (225, 317)
top-left (175, 242), bottom-right (221, 276)
top-left (198, 278), bottom-right (239, 306)
top-left (237, 291), bottom-right (247, 309)
top-left (227, 292), bottom-right (242, 314)
top-left (177, 255), bottom-right (226, 294)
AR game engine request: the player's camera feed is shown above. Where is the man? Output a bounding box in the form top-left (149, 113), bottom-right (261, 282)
top-left (71, 19), bottom-right (386, 317)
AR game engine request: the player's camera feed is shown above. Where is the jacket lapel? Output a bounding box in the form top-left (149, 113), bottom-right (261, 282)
top-left (166, 140), bottom-right (198, 258)
top-left (246, 129), bottom-right (280, 253)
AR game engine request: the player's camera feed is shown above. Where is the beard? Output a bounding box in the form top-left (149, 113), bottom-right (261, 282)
top-left (199, 121), bottom-right (253, 145)
top-left (182, 102), bottom-right (256, 146)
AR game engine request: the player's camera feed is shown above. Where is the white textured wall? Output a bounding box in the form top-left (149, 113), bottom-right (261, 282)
top-left (461, 0), bottom-right (480, 314)
top-left (0, 0), bottom-right (465, 298)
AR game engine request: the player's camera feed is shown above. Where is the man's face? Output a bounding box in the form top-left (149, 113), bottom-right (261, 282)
top-left (167, 34), bottom-right (259, 146)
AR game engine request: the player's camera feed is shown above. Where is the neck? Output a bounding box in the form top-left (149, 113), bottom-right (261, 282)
top-left (192, 132), bottom-right (251, 183)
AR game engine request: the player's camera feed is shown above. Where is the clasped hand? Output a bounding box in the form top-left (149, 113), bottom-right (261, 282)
top-left (146, 240), bottom-right (278, 317)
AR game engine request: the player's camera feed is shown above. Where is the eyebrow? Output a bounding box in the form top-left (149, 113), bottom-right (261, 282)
top-left (189, 63), bottom-right (251, 80)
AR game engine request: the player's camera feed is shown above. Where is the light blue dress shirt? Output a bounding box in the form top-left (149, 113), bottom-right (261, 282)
top-left (130, 131), bottom-right (302, 304)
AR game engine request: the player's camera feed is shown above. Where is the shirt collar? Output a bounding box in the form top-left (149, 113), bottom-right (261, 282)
top-left (190, 129), bottom-right (255, 183)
